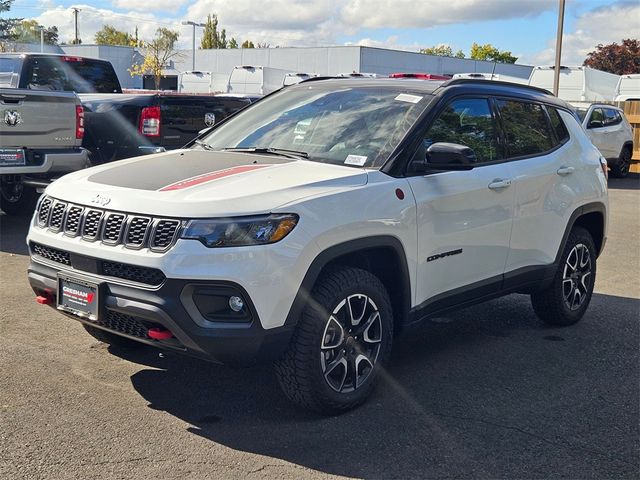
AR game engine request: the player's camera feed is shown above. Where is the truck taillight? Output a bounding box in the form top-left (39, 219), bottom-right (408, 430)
top-left (75, 105), bottom-right (85, 139)
top-left (139, 106), bottom-right (161, 137)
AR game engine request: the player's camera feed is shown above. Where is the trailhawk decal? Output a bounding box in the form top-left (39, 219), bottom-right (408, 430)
top-left (158, 165), bottom-right (272, 191)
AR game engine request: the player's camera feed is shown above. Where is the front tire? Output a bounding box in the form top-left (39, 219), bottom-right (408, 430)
top-left (275, 267), bottom-right (393, 414)
top-left (610, 147), bottom-right (631, 178)
top-left (531, 227), bottom-right (596, 326)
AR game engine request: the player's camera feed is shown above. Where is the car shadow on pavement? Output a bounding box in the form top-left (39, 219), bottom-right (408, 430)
top-left (0, 213), bottom-right (31, 255)
top-left (607, 172), bottom-right (639, 190)
top-left (123, 292), bottom-right (639, 478)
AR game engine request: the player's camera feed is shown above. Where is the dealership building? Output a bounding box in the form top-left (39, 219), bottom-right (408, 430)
top-left (12, 43), bottom-right (534, 90)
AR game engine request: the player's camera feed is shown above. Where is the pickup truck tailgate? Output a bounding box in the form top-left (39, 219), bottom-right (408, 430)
top-left (0, 90), bottom-right (80, 148)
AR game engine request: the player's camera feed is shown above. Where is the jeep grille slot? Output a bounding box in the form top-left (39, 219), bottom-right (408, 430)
top-left (102, 213), bottom-right (126, 244)
top-left (150, 220), bottom-right (180, 251)
top-left (82, 209), bottom-right (103, 240)
top-left (125, 217), bottom-right (151, 247)
top-left (64, 206), bottom-right (84, 236)
top-left (35, 196), bottom-right (181, 251)
top-left (101, 260), bottom-right (166, 285)
top-left (37, 197), bottom-right (53, 226)
top-left (49, 202), bottom-right (67, 231)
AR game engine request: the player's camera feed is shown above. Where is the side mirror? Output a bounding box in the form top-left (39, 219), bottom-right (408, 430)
top-left (588, 120), bottom-right (604, 129)
top-left (426, 142), bottom-right (477, 170)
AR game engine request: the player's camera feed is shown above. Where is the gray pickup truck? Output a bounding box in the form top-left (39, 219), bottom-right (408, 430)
top-left (0, 88), bottom-right (88, 215)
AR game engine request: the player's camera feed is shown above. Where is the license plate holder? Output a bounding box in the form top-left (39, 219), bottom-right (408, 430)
top-left (0, 148), bottom-right (26, 167)
top-left (57, 274), bottom-right (101, 321)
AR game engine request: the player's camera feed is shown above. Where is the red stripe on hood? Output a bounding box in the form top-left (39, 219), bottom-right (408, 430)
top-left (159, 165), bottom-right (271, 191)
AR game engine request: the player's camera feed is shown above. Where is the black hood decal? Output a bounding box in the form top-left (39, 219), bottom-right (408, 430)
top-left (88, 150), bottom-right (293, 191)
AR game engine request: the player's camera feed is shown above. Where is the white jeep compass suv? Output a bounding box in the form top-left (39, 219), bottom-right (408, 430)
top-left (27, 78), bottom-right (608, 413)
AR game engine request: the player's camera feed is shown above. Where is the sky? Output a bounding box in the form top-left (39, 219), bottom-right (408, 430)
top-left (6, 0), bottom-right (640, 65)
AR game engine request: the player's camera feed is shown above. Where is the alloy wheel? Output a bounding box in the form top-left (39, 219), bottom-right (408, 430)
top-left (562, 243), bottom-right (592, 311)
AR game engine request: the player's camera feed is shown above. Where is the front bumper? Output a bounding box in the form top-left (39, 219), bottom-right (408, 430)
top-left (27, 259), bottom-right (294, 366)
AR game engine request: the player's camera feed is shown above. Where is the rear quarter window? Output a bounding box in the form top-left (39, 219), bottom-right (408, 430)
top-left (547, 107), bottom-right (570, 144)
top-left (496, 100), bottom-right (554, 158)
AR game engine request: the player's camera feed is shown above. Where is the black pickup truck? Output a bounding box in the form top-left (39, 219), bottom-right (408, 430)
top-left (0, 53), bottom-right (257, 163)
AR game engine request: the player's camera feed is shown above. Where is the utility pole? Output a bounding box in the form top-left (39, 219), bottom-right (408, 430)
top-left (72, 8), bottom-right (80, 44)
top-left (553, 0), bottom-right (566, 96)
top-left (181, 20), bottom-right (206, 71)
top-left (40, 27), bottom-right (44, 53)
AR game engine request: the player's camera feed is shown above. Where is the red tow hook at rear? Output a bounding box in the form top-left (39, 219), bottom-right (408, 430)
top-left (147, 328), bottom-right (173, 340)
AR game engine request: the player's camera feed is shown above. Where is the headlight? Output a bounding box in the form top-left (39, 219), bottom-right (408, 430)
top-left (181, 214), bottom-right (298, 247)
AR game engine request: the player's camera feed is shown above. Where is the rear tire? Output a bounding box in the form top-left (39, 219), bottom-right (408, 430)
top-left (83, 324), bottom-right (144, 349)
top-left (0, 180), bottom-right (38, 216)
top-left (274, 267), bottom-right (393, 414)
top-left (610, 147), bottom-right (631, 178)
top-left (531, 227), bottom-right (596, 326)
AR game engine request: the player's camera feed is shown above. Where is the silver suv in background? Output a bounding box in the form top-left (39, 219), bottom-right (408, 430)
top-left (576, 104), bottom-right (634, 178)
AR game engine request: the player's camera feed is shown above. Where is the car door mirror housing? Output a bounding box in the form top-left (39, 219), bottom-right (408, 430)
top-left (588, 120), bottom-right (604, 129)
top-left (426, 142), bottom-right (477, 170)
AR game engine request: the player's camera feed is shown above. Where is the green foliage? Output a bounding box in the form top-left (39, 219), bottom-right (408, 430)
top-left (129, 28), bottom-right (180, 90)
top-left (0, 0), bottom-right (21, 42)
top-left (10, 19), bottom-right (58, 45)
top-left (241, 40), bottom-right (255, 48)
top-left (420, 44), bottom-right (465, 58)
top-left (583, 39), bottom-right (640, 75)
top-left (228, 37), bottom-right (238, 49)
top-left (95, 24), bottom-right (139, 47)
top-left (469, 43), bottom-right (517, 63)
top-left (201, 14), bottom-right (227, 49)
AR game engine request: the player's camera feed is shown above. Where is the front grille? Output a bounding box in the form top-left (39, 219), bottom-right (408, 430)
top-left (101, 261), bottom-right (166, 285)
top-left (49, 202), bottom-right (67, 231)
top-left (64, 206), bottom-right (83, 236)
top-left (82, 209), bottom-right (103, 240)
top-left (30, 242), bottom-right (166, 286)
top-left (102, 213), bottom-right (126, 243)
top-left (150, 220), bottom-right (180, 250)
top-left (31, 242), bottom-right (71, 266)
top-left (36, 196), bottom-right (181, 252)
top-left (98, 310), bottom-right (150, 339)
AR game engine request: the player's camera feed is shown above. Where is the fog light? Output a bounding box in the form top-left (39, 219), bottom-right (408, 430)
top-left (229, 296), bottom-right (244, 312)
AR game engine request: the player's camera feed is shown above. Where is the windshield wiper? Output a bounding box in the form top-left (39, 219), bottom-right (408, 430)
top-left (222, 147), bottom-right (309, 159)
top-left (195, 139), bottom-right (215, 151)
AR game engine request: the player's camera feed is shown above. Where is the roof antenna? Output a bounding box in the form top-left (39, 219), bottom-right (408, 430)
top-left (490, 61), bottom-right (497, 80)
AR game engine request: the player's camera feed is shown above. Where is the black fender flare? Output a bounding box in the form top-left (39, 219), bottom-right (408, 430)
top-left (554, 201), bottom-right (607, 263)
top-left (283, 235), bottom-right (412, 329)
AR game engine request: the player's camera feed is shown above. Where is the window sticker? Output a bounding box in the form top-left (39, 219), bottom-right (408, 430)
top-left (395, 93), bottom-right (423, 103)
top-left (345, 154), bottom-right (368, 166)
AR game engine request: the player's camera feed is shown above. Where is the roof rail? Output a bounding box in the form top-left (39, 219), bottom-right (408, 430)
top-left (438, 78), bottom-right (553, 96)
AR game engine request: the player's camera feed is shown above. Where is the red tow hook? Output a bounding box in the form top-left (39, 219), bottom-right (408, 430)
top-left (148, 327), bottom-right (173, 340)
top-left (36, 295), bottom-right (52, 305)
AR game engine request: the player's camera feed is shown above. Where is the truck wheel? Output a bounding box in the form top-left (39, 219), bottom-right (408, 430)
top-left (610, 147), bottom-right (631, 178)
top-left (275, 267), bottom-right (393, 414)
top-left (531, 227), bottom-right (596, 326)
top-left (83, 324), bottom-right (143, 349)
top-left (0, 181), bottom-right (38, 216)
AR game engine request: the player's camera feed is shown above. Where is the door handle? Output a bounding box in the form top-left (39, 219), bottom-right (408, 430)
top-left (488, 178), bottom-right (512, 190)
top-left (557, 166), bottom-right (575, 176)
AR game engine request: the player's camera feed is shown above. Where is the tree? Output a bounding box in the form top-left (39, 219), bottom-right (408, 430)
top-left (0, 0), bottom-right (21, 42)
top-left (69, 38), bottom-right (82, 45)
top-left (228, 37), bottom-right (238, 49)
top-left (12, 19), bottom-right (59, 45)
top-left (200, 14), bottom-right (227, 49)
top-left (241, 40), bottom-right (255, 48)
top-left (420, 44), bottom-right (465, 58)
top-left (469, 43), bottom-right (517, 63)
top-left (583, 39), bottom-right (640, 75)
top-left (129, 28), bottom-right (180, 90)
top-left (95, 25), bottom-right (137, 47)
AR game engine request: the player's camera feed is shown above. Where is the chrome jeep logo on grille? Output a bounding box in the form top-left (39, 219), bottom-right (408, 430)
top-left (90, 194), bottom-right (111, 206)
top-left (4, 110), bottom-right (22, 127)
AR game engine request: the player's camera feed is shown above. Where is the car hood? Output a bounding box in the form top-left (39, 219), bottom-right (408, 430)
top-left (46, 149), bottom-right (369, 217)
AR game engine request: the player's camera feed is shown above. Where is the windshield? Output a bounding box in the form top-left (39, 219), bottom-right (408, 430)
top-left (200, 84), bottom-right (431, 168)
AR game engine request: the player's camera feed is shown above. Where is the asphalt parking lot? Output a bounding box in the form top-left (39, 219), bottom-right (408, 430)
top-left (1, 175), bottom-right (638, 480)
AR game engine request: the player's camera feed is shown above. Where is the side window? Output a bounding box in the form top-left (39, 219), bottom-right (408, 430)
top-left (424, 98), bottom-right (500, 163)
top-left (547, 107), bottom-right (570, 144)
top-left (588, 108), bottom-right (605, 128)
top-left (496, 100), bottom-right (553, 158)
top-left (604, 108), bottom-right (622, 127)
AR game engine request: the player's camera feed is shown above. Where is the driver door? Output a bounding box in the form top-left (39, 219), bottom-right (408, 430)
top-left (406, 97), bottom-right (515, 310)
